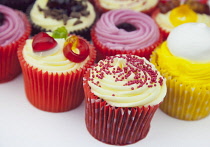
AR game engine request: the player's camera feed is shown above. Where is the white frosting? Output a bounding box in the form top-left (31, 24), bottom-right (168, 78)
top-left (23, 37), bottom-right (90, 73)
top-left (155, 11), bottom-right (210, 32)
top-left (98, 0), bottom-right (158, 12)
top-left (88, 55), bottom-right (166, 107)
top-left (30, 0), bottom-right (96, 32)
top-left (167, 23), bottom-right (210, 63)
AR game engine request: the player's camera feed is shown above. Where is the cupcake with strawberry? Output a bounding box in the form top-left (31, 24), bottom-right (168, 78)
top-left (18, 27), bottom-right (96, 112)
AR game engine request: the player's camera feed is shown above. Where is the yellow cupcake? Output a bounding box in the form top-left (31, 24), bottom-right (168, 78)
top-left (150, 23), bottom-right (210, 120)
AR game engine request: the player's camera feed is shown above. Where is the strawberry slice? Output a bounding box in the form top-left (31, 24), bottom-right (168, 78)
top-left (32, 32), bottom-right (57, 52)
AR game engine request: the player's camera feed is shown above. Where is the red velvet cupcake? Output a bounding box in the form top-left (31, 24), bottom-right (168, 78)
top-left (83, 54), bottom-right (167, 145)
top-left (18, 28), bottom-right (96, 112)
top-left (0, 5), bottom-right (31, 83)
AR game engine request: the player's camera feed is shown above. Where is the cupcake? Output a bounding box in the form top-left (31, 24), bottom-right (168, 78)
top-left (83, 54), bottom-right (167, 145)
top-left (0, 5), bottom-right (31, 83)
top-left (94, 0), bottom-right (159, 15)
top-left (91, 9), bottom-right (162, 62)
top-left (17, 27), bottom-right (96, 112)
top-left (0, 0), bottom-right (35, 12)
top-left (28, 0), bottom-right (96, 40)
top-left (151, 22), bottom-right (210, 121)
top-left (152, 0), bottom-right (210, 40)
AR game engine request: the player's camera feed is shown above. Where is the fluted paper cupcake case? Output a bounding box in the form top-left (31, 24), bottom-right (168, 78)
top-left (17, 36), bottom-right (96, 112)
top-left (91, 27), bottom-right (163, 62)
top-left (26, 4), bottom-right (96, 40)
top-left (150, 51), bottom-right (210, 121)
top-left (83, 70), bottom-right (160, 145)
top-left (0, 10), bottom-right (31, 83)
top-left (93, 0), bottom-right (158, 16)
top-left (152, 9), bottom-right (170, 41)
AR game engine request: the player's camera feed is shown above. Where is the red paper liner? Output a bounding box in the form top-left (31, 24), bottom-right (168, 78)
top-left (93, 0), bottom-right (158, 15)
top-left (91, 26), bottom-right (163, 62)
top-left (152, 9), bottom-right (170, 41)
top-left (17, 36), bottom-right (96, 112)
top-left (83, 70), bottom-right (160, 145)
top-left (0, 10), bottom-right (31, 83)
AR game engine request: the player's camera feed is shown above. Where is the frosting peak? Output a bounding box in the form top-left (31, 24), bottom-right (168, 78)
top-left (167, 23), bottom-right (210, 63)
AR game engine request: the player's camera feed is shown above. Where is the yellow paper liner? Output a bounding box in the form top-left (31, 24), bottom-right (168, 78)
top-left (152, 9), bottom-right (170, 41)
top-left (83, 69), bottom-right (160, 145)
top-left (93, 0), bottom-right (158, 16)
top-left (91, 26), bottom-right (163, 62)
top-left (151, 50), bottom-right (210, 121)
top-left (0, 10), bottom-right (31, 83)
top-left (17, 36), bottom-right (96, 112)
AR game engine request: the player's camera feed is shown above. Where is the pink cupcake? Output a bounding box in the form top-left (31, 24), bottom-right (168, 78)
top-left (83, 54), bottom-right (167, 145)
top-left (91, 9), bottom-right (162, 62)
top-left (0, 5), bottom-right (31, 83)
top-left (18, 29), bottom-right (96, 112)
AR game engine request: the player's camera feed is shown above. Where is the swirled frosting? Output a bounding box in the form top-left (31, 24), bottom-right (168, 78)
top-left (167, 23), bottom-right (210, 63)
top-left (98, 0), bottom-right (158, 12)
top-left (95, 9), bottom-right (160, 50)
top-left (23, 36), bottom-right (90, 73)
top-left (155, 7), bottom-right (210, 32)
top-left (0, 5), bottom-right (25, 46)
top-left (30, 0), bottom-right (96, 32)
top-left (88, 54), bottom-right (166, 107)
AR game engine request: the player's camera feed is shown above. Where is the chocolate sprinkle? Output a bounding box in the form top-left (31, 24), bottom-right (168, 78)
top-left (37, 0), bottom-right (90, 26)
top-left (74, 19), bottom-right (83, 26)
top-left (0, 12), bottom-right (4, 26)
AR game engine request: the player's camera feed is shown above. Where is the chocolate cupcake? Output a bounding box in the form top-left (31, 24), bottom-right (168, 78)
top-left (28, 0), bottom-right (96, 40)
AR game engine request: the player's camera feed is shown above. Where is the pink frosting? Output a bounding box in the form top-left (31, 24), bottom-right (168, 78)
top-left (95, 9), bottom-right (160, 50)
top-left (0, 5), bottom-right (25, 46)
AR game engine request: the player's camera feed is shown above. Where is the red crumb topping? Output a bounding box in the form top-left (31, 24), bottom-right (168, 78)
top-left (88, 55), bottom-right (164, 89)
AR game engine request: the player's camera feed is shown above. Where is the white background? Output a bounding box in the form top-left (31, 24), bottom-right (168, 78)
top-left (0, 74), bottom-right (210, 147)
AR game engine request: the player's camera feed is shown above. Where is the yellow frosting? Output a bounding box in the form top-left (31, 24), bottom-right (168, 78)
top-left (98, 0), bottom-right (158, 12)
top-left (23, 37), bottom-right (90, 73)
top-left (155, 9), bottom-right (210, 32)
top-left (153, 42), bottom-right (210, 85)
top-left (88, 55), bottom-right (166, 107)
top-left (30, 0), bottom-right (96, 32)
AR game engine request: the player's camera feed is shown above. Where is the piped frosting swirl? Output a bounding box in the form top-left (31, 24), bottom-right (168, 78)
top-left (88, 54), bottom-right (166, 107)
top-left (95, 9), bottom-right (160, 50)
top-left (0, 5), bottom-right (25, 46)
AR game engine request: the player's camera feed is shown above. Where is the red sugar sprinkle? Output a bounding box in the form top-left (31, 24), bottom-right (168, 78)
top-left (89, 55), bottom-right (163, 89)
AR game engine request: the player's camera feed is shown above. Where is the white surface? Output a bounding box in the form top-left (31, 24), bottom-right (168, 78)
top-left (0, 74), bottom-right (210, 147)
